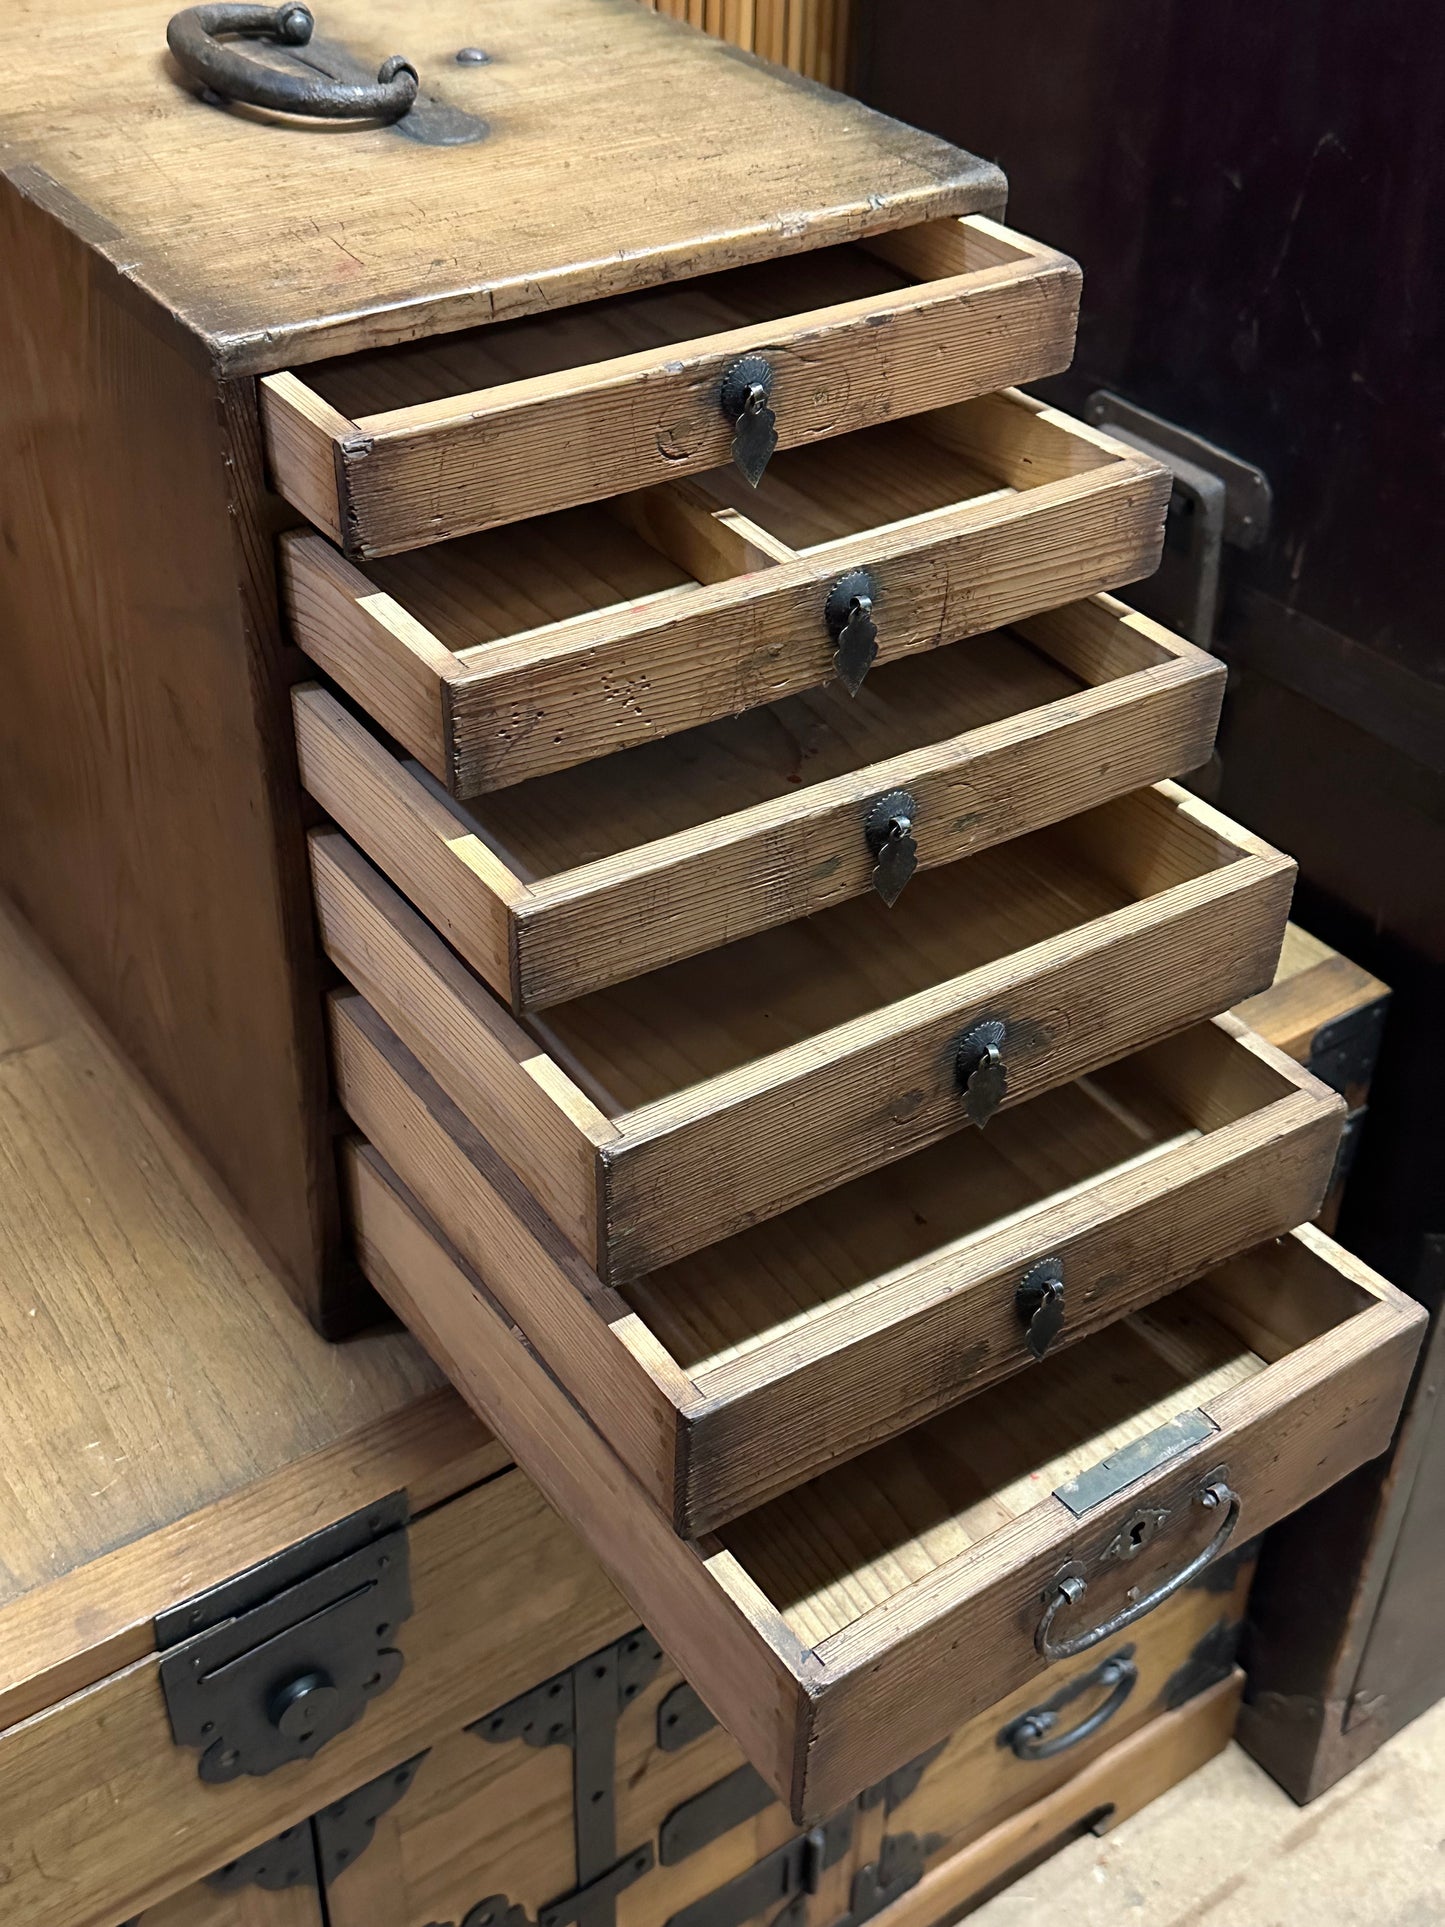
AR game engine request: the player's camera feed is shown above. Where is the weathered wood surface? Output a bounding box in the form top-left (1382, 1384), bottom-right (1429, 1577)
top-left (347, 1125), bottom-right (1424, 1822)
top-left (310, 786), bottom-right (1296, 1283)
top-left (0, 0), bottom-right (1003, 372)
top-left (293, 596), bottom-right (1224, 1011)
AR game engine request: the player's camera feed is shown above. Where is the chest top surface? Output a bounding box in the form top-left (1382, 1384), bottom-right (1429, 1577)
top-left (0, 0), bottom-right (1004, 374)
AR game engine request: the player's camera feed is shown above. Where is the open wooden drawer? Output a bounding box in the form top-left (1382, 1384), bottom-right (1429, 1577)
top-left (280, 392), bottom-right (1170, 796)
top-left (308, 783), bottom-right (1295, 1282)
top-left (293, 596), bottom-right (1224, 1012)
top-left (261, 217), bottom-right (1081, 557)
top-left (346, 1141), bottom-right (1426, 1824)
top-left (330, 987), bottom-right (1344, 1532)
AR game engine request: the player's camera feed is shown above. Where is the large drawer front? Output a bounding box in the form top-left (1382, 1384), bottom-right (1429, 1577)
top-left (314, 1574), bottom-right (1251, 1927)
top-left (308, 783), bottom-right (1295, 1283)
top-left (280, 391), bottom-right (1170, 795)
top-left (262, 218), bottom-right (1080, 556)
top-left (347, 1147), bottom-right (1425, 1825)
top-left (293, 597), bottom-right (1224, 1012)
top-left (330, 990), bottom-right (1343, 1533)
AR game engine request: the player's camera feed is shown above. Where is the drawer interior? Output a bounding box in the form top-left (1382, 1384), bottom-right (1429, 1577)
top-left (717, 1246), bottom-right (1366, 1648)
top-left (334, 390), bottom-right (1132, 667)
top-left (299, 220), bottom-right (1035, 425)
top-left (524, 787), bottom-right (1258, 1115)
top-left (621, 1021), bottom-right (1308, 1381)
top-left (421, 624), bottom-right (1084, 879)
top-left (360, 502), bottom-right (708, 655)
top-left (693, 390), bottom-right (1124, 551)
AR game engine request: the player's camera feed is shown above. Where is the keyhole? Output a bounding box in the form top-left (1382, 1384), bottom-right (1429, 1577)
top-left (1129, 1519), bottom-right (1149, 1548)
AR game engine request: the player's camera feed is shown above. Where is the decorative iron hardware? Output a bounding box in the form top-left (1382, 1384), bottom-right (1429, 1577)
top-left (845, 1831), bottom-right (940, 1926)
top-left (857, 1740), bottom-right (948, 1814)
top-left (825, 570), bottom-right (880, 695)
top-left (315, 1751), bottom-right (429, 1883)
top-left (167, 6), bottom-right (418, 119)
top-left (158, 1492), bottom-right (411, 1782)
top-left (664, 1813), bottom-right (854, 1927)
top-left (1162, 1618), bottom-right (1242, 1709)
top-left (1037, 1470), bottom-right (1241, 1662)
top-left (954, 1017), bottom-right (1007, 1128)
top-left (998, 1647), bottom-right (1138, 1761)
top-left (1015, 1255), bottom-right (1066, 1361)
top-left (206, 1748), bottom-right (431, 1894)
top-left (1104, 1505), bottom-right (1170, 1564)
top-left (1054, 1410), bottom-right (1218, 1518)
top-left (721, 356), bottom-right (779, 488)
top-left (207, 1822), bottom-right (318, 1893)
top-left (864, 789), bottom-right (919, 906)
top-left (472, 1630), bottom-right (664, 1927)
top-left (1084, 392), bottom-right (1271, 650)
top-left (1307, 996), bottom-right (1389, 1100)
top-left (657, 1678), bottom-right (716, 1752)
top-left (661, 1765), bottom-right (773, 1864)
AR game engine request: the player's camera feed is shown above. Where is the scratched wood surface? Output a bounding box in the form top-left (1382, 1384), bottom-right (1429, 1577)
top-left (0, 0), bottom-right (1001, 371)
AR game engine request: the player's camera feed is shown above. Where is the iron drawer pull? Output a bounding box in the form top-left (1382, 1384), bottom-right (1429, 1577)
top-left (999, 1648), bottom-right (1138, 1761)
top-left (167, 5), bottom-right (419, 121)
top-left (1035, 1474), bottom-right (1241, 1663)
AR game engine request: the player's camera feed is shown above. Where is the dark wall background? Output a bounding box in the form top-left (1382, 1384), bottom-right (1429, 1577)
top-left (856, 0), bottom-right (1444, 1294)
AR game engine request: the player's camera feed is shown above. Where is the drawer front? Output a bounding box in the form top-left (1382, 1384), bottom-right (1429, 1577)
top-left (294, 597), bottom-right (1225, 1013)
top-left (346, 1150), bottom-right (1425, 1826)
top-left (281, 393), bottom-right (1170, 798)
top-left (262, 219), bottom-right (1080, 557)
top-left (0, 1469), bottom-right (633, 1927)
top-left (313, 1568), bottom-right (1249, 1927)
top-left (309, 783), bottom-right (1295, 1284)
top-left (332, 993), bottom-right (1343, 1533)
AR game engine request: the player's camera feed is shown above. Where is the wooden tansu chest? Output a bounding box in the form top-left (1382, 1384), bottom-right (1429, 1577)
top-left (0, 896), bottom-right (1376, 1927)
top-left (0, 4), bottom-right (1425, 1921)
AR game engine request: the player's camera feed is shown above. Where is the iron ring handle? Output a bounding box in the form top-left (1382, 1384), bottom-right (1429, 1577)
top-left (1003, 1651), bottom-right (1138, 1761)
top-left (1035, 1476), bottom-right (1241, 1663)
top-left (167, 5), bottom-right (419, 121)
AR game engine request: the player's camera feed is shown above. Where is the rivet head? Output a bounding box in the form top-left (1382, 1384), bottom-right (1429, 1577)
top-left (455, 46), bottom-right (490, 63)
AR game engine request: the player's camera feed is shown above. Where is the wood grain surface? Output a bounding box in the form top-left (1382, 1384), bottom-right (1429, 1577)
top-left (0, 0), bottom-right (1003, 372)
top-left (349, 1144), bottom-right (1421, 1821)
top-left (0, 176), bottom-right (350, 1326)
top-left (293, 596), bottom-right (1223, 1011)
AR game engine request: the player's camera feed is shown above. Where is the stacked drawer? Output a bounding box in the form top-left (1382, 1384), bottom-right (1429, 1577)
top-left (272, 212), bottom-right (1423, 1824)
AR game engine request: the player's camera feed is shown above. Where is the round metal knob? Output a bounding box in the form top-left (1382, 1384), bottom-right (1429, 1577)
top-left (270, 1669), bottom-right (344, 1748)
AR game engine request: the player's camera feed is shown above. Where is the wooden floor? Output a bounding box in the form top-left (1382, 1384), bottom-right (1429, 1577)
top-left (973, 1695), bottom-right (1445, 1925)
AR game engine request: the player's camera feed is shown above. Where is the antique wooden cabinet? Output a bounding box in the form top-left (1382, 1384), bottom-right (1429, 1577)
top-left (0, 4), bottom-right (1427, 1918)
top-left (0, 893), bottom-right (1372, 1927)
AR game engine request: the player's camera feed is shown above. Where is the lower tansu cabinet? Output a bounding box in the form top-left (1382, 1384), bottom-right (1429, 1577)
top-left (142, 1561), bottom-right (1248, 1927)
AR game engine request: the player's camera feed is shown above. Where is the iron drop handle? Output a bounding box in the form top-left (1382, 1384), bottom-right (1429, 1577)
top-left (999, 1648), bottom-right (1138, 1761)
top-left (167, 5), bottom-right (419, 121)
top-left (1035, 1474), bottom-right (1241, 1663)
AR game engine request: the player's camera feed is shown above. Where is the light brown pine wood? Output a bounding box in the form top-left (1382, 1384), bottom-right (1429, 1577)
top-left (280, 393), bottom-right (1171, 795)
top-left (310, 784), bottom-right (1296, 1283)
top-left (293, 595), bottom-right (1225, 1011)
top-left (0, 1470), bottom-right (633, 1927)
top-left (267, 219), bottom-right (1079, 553)
top-left (867, 1676), bottom-right (1244, 1927)
top-left (137, 1883), bottom-right (324, 1926)
top-left (320, 1564), bottom-right (1249, 1927)
top-left (1, 0), bottom-right (1001, 374)
top-left (332, 987), bottom-right (1343, 1531)
top-left (347, 1147), bottom-right (1423, 1823)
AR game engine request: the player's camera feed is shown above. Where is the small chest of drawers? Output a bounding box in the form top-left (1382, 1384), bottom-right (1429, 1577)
top-left (0, 0), bottom-right (1425, 1914)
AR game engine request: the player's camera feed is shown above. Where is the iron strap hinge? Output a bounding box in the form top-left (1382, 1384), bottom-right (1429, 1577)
top-left (470, 1629), bottom-right (665, 1927)
top-left (158, 1490), bottom-right (412, 1782)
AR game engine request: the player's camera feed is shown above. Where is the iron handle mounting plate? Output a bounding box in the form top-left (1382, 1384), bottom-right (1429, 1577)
top-left (1036, 1472), bottom-right (1241, 1663)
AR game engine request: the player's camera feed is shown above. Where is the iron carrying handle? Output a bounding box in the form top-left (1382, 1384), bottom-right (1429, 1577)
top-left (1035, 1475), bottom-right (1240, 1663)
top-left (167, 5), bottom-right (418, 120)
top-left (1001, 1649), bottom-right (1138, 1762)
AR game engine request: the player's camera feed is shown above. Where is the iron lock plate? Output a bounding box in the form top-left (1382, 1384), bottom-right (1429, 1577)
top-left (159, 1491), bottom-right (411, 1781)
